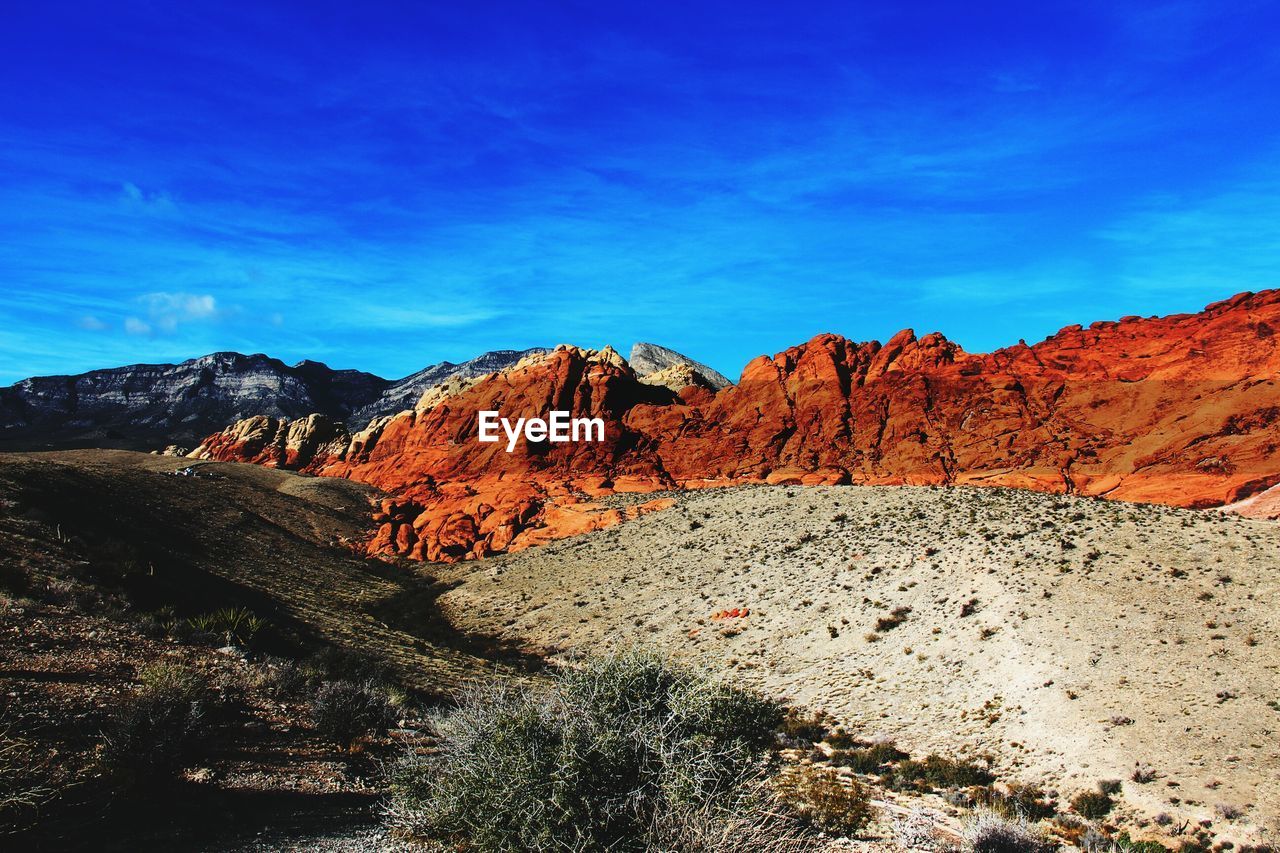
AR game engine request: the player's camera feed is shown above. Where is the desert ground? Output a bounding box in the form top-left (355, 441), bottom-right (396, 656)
top-left (436, 484), bottom-right (1280, 842)
top-left (5, 451), bottom-right (1279, 849)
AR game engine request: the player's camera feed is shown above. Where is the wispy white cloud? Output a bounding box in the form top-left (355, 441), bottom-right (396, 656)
top-left (139, 291), bottom-right (219, 332)
top-left (124, 317), bottom-right (152, 335)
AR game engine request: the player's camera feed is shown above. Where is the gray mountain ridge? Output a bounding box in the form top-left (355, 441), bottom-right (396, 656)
top-left (0, 343), bottom-right (724, 451)
top-left (628, 342), bottom-right (734, 390)
top-left (0, 349), bottom-right (544, 451)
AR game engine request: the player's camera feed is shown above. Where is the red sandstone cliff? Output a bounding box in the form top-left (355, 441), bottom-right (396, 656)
top-left (190, 291), bottom-right (1280, 562)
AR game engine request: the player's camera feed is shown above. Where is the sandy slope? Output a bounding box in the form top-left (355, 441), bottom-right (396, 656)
top-left (436, 485), bottom-right (1280, 835)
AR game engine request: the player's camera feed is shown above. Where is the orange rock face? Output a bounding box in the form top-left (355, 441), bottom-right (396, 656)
top-left (191, 292), bottom-right (1280, 562)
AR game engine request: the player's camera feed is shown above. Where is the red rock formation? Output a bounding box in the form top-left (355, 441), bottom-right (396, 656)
top-left (191, 291), bottom-right (1280, 562)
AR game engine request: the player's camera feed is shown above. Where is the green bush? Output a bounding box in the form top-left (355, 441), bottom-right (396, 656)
top-left (186, 607), bottom-right (267, 647)
top-left (893, 753), bottom-right (995, 790)
top-left (385, 649), bottom-right (797, 852)
top-left (830, 741), bottom-right (909, 773)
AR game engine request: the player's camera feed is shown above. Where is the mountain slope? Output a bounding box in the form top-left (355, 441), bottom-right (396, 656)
top-left (192, 290), bottom-right (1280, 563)
top-left (0, 348), bottom-right (551, 451)
top-left (0, 352), bottom-right (388, 451)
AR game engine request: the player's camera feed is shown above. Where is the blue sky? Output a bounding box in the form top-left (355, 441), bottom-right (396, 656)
top-left (3, 1), bottom-right (1280, 384)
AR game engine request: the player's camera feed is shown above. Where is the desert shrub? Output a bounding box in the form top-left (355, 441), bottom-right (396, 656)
top-left (385, 649), bottom-right (793, 851)
top-left (1214, 803), bottom-right (1243, 821)
top-left (779, 708), bottom-right (828, 746)
top-left (830, 741), bottom-right (909, 773)
top-left (1080, 827), bottom-right (1111, 851)
top-left (257, 655), bottom-right (310, 698)
top-left (310, 680), bottom-right (397, 748)
top-left (963, 807), bottom-right (1056, 853)
top-left (894, 808), bottom-right (941, 851)
top-left (1072, 788), bottom-right (1114, 819)
top-left (136, 605), bottom-right (178, 638)
top-left (1131, 763), bottom-right (1157, 783)
top-left (777, 765), bottom-right (873, 837)
top-left (1053, 814), bottom-right (1089, 847)
top-left (1113, 833), bottom-right (1172, 852)
top-left (1, 725), bottom-right (53, 832)
top-left (186, 607), bottom-right (267, 648)
top-left (825, 729), bottom-right (864, 749)
top-left (644, 781), bottom-right (819, 852)
top-left (875, 606), bottom-right (912, 632)
top-left (894, 753), bottom-right (995, 790)
top-left (100, 662), bottom-right (208, 786)
top-left (972, 782), bottom-right (1056, 820)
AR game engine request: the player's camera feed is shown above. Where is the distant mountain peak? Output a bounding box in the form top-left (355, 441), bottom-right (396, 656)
top-left (628, 342), bottom-right (733, 390)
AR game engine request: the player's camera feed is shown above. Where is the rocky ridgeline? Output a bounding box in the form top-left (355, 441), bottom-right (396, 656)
top-left (0, 349), bottom-right (543, 450)
top-left (189, 291), bottom-right (1280, 563)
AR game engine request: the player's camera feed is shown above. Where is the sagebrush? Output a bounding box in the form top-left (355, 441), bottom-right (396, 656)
top-left (385, 649), bottom-right (804, 852)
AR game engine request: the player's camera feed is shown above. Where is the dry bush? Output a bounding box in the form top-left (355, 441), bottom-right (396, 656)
top-left (972, 782), bottom-right (1057, 820)
top-left (893, 753), bottom-right (995, 791)
top-left (309, 679), bottom-right (397, 748)
top-left (1072, 787), bottom-right (1115, 819)
top-left (100, 661), bottom-right (209, 787)
top-left (646, 782), bottom-right (820, 852)
top-left (386, 649), bottom-right (791, 851)
top-left (894, 807), bottom-right (943, 850)
top-left (1, 725), bottom-right (54, 833)
top-left (776, 765), bottom-right (874, 837)
top-left (830, 740), bottom-right (908, 773)
top-left (963, 807), bottom-right (1056, 853)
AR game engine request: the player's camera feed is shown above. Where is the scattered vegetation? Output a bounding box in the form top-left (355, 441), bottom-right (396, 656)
top-left (972, 782), bottom-right (1057, 820)
top-left (893, 752), bottom-right (995, 791)
top-left (829, 740), bottom-right (909, 773)
top-left (0, 724), bottom-right (53, 832)
top-left (875, 605), bottom-right (912, 632)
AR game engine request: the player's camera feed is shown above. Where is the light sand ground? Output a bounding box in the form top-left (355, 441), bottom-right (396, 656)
top-left (436, 485), bottom-right (1280, 840)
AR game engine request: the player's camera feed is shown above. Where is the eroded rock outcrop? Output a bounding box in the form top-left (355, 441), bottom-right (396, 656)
top-left (193, 291), bottom-right (1280, 562)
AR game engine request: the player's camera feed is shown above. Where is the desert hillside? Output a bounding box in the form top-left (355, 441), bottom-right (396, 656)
top-left (0, 450), bottom-right (546, 847)
top-left (0, 451), bottom-right (529, 695)
top-left (435, 484), bottom-right (1280, 839)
